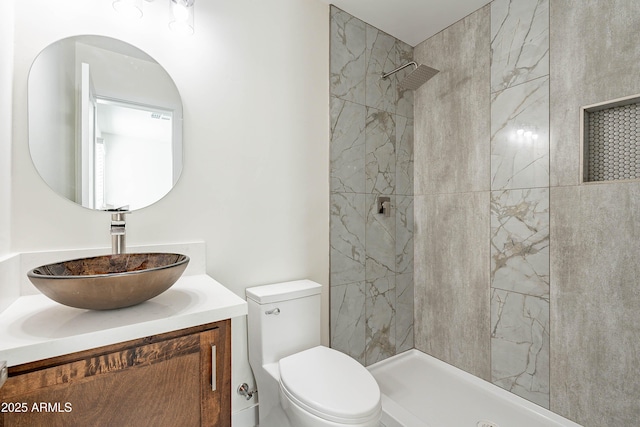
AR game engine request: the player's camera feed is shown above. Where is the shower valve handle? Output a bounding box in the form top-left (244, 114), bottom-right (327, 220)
top-left (378, 197), bottom-right (391, 217)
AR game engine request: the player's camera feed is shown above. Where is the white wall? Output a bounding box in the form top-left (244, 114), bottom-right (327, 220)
top-left (0, 0), bottom-right (17, 314)
top-left (9, 0), bottom-right (329, 416)
top-left (0, 0), bottom-right (14, 257)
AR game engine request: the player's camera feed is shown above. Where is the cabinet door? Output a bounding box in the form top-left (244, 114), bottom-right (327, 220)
top-left (0, 321), bottom-right (230, 427)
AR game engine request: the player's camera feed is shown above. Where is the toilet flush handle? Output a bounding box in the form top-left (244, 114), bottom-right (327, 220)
top-left (265, 307), bottom-right (280, 315)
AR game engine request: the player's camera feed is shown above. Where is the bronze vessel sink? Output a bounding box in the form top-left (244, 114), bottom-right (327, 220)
top-left (27, 253), bottom-right (189, 310)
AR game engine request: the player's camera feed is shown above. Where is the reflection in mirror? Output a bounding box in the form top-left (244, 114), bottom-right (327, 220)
top-left (28, 35), bottom-right (183, 211)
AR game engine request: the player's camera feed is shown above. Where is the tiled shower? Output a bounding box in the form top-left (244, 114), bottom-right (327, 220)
top-left (489, 0), bottom-right (550, 408)
top-left (329, 6), bottom-right (414, 366)
top-left (330, 0), bottom-right (640, 425)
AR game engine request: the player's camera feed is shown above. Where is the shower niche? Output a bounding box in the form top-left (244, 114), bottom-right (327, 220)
top-left (581, 94), bottom-right (640, 182)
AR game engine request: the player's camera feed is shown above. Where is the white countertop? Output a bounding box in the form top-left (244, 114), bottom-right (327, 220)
top-left (0, 274), bottom-right (247, 367)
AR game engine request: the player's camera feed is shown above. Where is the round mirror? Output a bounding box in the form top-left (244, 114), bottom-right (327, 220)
top-left (28, 35), bottom-right (183, 211)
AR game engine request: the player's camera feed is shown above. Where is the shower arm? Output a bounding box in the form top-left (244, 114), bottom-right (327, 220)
top-left (381, 61), bottom-right (418, 79)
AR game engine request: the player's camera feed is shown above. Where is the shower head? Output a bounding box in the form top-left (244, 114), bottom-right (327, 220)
top-left (399, 64), bottom-right (439, 90)
top-left (381, 61), bottom-right (439, 90)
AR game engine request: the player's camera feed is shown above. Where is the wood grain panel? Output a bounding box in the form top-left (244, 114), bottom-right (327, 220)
top-left (0, 319), bottom-right (232, 427)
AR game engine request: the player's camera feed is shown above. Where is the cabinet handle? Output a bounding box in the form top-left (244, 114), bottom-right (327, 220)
top-left (211, 345), bottom-right (217, 391)
top-left (0, 360), bottom-right (7, 389)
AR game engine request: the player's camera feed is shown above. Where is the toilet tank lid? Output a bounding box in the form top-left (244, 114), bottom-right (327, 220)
top-left (245, 280), bottom-right (321, 304)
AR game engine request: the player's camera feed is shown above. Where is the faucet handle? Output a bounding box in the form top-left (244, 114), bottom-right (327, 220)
top-left (103, 205), bottom-right (130, 213)
top-left (104, 207), bottom-right (131, 224)
top-left (377, 196), bottom-right (392, 217)
top-left (106, 208), bottom-right (130, 255)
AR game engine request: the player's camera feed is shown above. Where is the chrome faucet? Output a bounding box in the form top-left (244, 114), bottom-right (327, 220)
top-left (105, 207), bottom-right (130, 255)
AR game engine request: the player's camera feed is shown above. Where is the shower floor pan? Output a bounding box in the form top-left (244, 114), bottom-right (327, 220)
top-left (367, 350), bottom-right (582, 427)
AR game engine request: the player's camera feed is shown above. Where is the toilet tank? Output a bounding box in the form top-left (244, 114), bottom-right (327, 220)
top-left (246, 280), bottom-right (322, 366)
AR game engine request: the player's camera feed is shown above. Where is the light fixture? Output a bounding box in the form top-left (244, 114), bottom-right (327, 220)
top-left (112, 0), bottom-right (196, 35)
top-left (112, 0), bottom-right (143, 19)
top-left (169, 0), bottom-right (195, 35)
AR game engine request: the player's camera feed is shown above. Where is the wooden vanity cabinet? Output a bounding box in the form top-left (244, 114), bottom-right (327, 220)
top-left (0, 319), bottom-right (231, 427)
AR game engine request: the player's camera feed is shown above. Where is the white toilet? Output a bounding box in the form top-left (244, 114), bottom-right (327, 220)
top-left (246, 280), bottom-right (382, 427)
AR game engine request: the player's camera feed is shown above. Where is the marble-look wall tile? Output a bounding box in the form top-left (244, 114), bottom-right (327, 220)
top-left (549, 3), bottom-right (640, 423)
top-left (365, 25), bottom-right (397, 113)
top-left (491, 289), bottom-right (550, 408)
top-left (491, 77), bottom-right (549, 190)
top-left (491, 188), bottom-right (549, 297)
top-left (395, 195), bottom-right (413, 276)
top-left (330, 6), bottom-right (366, 103)
top-left (550, 0), bottom-right (640, 187)
top-left (395, 116), bottom-right (413, 196)
top-left (365, 108), bottom-right (395, 195)
top-left (550, 183), bottom-right (640, 425)
top-left (365, 194), bottom-right (395, 280)
top-left (330, 97), bottom-right (366, 193)
top-left (414, 191), bottom-right (491, 380)
top-left (489, 0), bottom-right (551, 410)
top-left (331, 281), bottom-right (366, 365)
top-left (396, 272), bottom-right (414, 353)
top-left (414, 5), bottom-right (491, 195)
top-left (330, 7), bottom-right (413, 367)
top-left (365, 276), bottom-right (396, 365)
top-left (395, 40), bottom-right (414, 119)
top-left (491, 0), bottom-right (549, 93)
top-left (330, 192), bottom-right (366, 286)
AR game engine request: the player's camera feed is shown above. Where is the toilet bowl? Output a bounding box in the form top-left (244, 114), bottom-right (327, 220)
top-left (246, 280), bottom-right (381, 427)
top-left (279, 346), bottom-right (381, 426)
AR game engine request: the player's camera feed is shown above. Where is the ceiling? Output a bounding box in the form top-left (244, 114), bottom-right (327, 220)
top-left (317, 0), bottom-right (492, 46)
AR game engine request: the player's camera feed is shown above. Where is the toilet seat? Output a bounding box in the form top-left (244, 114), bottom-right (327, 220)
top-left (278, 346), bottom-right (381, 424)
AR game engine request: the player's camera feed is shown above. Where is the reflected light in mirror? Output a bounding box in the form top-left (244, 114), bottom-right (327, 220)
top-left (112, 0), bottom-right (143, 19)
